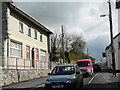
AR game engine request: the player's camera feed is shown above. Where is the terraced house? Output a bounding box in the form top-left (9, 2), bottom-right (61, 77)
top-left (0, 1), bottom-right (52, 86)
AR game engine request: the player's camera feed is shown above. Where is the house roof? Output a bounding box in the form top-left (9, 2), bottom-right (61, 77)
top-left (105, 32), bottom-right (120, 50)
top-left (8, 2), bottom-right (53, 34)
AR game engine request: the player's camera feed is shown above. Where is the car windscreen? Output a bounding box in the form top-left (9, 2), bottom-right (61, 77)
top-left (51, 66), bottom-right (75, 75)
top-left (77, 61), bottom-right (90, 67)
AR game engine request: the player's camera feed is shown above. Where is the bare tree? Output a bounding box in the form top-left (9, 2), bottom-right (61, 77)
top-left (70, 33), bottom-right (86, 55)
top-left (50, 29), bottom-right (86, 61)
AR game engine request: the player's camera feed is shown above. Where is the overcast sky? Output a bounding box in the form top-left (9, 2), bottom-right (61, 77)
top-left (14, 0), bottom-right (118, 63)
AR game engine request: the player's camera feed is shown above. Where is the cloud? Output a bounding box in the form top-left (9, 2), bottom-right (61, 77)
top-left (86, 35), bottom-right (110, 62)
top-left (14, 1), bottom-right (118, 62)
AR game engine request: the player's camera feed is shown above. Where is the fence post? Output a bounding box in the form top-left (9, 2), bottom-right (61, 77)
top-left (35, 60), bottom-right (37, 69)
top-left (24, 59), bottom-right (25, 70)
top-left (30, 59), bottom-right (31, 70)
top-left (16, 58), bottom-right (17, 70)
top-left (16, 58), bottom-right (20, 82)
top-left (7, 57), bottom-right (9, 69)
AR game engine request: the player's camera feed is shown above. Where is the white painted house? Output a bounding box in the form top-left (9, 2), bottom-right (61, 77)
top-left (105, 0), bottom-right (120, 73)
top-left (105, 33), bottom-right (120, 72)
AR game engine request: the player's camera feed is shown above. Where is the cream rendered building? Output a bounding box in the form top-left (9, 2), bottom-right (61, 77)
top-left (1, 2), bottom-right (52, 70)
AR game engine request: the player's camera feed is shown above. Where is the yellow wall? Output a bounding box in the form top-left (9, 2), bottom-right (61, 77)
top-left (8, 10), bottom-right (48, 51)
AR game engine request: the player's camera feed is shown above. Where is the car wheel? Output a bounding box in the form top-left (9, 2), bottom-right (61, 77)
top-left (75, 82), bottom-right (79, 90)
top-left (76, 79), bottom-right (84, 90)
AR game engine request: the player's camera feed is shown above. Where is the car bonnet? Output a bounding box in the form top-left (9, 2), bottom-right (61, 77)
top-left (47, 74), bottom-right (75, 82)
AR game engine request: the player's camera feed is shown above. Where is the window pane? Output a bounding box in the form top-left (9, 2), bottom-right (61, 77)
top-left (36, 49), bottom-right (38, 60)
top-left (19, 22), bottom-right (23, 32)
top-left (27, 52), bottom-right (29, 58)
top-left (28, 26), bottom-right (31, 36)
top-left (26, 46), bottom-right (30, 59)
top-left (34, 30), bottom-right (37, 39)
top-left (41, 51), bottom-right (46, 61)
top-left (40, 33), bottom-right (42, 42)
top-left (11, 41), bottom-right (22, 58)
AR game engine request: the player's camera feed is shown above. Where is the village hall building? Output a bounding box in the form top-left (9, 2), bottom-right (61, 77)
top-left (0, 1), bottom-right (52, 86)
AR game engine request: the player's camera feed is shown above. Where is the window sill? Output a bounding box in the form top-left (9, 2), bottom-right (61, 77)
top-left (27, 35), bottom-right (31, 37)
top-left (34, 38), bottom-right (37, 40)
top-left (10, 56), bottom-right (22, 59)
top-left (26, 58), bottom-right (31, 60)
top-left (19, 31), bottom-right (24, 34)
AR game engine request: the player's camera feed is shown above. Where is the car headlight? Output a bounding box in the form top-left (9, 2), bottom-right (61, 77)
top-left (87, 68), bottom-right (91, 72)
top-left (45, 81), bottom-right (51, 84)
top-left (66, 80), bottom-right (72, 83)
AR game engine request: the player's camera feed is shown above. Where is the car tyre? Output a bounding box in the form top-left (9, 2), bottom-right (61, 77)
top-left (76, 79), bottom-right (84, 90)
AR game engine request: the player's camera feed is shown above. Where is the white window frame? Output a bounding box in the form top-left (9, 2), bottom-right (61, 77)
top-left (41, 50), bottom-right (46, 61)
top-left (36, 49), bottom-right (39, 60)
top-left (34, 30), bottom-right (37, 39)
top-left (28, 25), bottom-right (31, 37)
top-left (40, 33), bottom-right (43, 42)
top-left (10, 41), bottom-right (22, 58)
top-left (26, 46), bottom-right (30, 59)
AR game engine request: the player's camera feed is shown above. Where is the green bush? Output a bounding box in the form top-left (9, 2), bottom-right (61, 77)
top-left (70, 53), bottom-right (84, 61)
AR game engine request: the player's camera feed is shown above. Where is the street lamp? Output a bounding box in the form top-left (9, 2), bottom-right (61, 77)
top-left (100, 0), bottom-right (116, 77)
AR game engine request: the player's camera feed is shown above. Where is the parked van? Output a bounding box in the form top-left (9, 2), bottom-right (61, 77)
top-left (77, 59), bottom-right (93, 77)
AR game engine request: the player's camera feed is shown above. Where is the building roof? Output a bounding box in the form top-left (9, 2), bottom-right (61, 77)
top-left (8, 2), bottom-right (53, 34)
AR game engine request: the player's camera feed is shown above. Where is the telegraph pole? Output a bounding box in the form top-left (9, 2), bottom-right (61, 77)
top-left (87, 48), bottom-right (89, 55)
top-left (108, 0), bottom-right (116, 76)
top-left (62, 25), bottom-right (65, 64)
top-left (101, 57), bottom-right (102, 63)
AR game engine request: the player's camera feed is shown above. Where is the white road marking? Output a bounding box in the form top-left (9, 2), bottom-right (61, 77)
top-left (83, 72), bottom-right (99, 88)
top-left (88, 73), bottom-right (98, 84)
top-left (36, 84), bottom-right (45, 88)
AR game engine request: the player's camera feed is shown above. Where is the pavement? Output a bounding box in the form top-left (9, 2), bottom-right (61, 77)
top-left (2, 76), bottom-right (48, 90)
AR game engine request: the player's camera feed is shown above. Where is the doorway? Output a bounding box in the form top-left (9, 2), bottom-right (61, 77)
top-left (31, 48), bottom-right (34, 68)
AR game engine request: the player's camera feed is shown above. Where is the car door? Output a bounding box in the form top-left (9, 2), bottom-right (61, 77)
top-left (76, 65), bottom-right (82, 85)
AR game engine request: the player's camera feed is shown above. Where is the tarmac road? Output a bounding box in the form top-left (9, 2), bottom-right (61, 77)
top-left (2, 69), bottom-right (120, 90)
top-left (34, 69), bottom-right (119, 90)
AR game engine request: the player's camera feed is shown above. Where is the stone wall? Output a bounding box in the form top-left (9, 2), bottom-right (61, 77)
top-left (1, 62), bottom-right (58, 86)
top-left (1, 69), bottom-right (49, 86)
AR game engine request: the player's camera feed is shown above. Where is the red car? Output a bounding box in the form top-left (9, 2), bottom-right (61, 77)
top-left (77, 59), bottom-right (93, 77)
